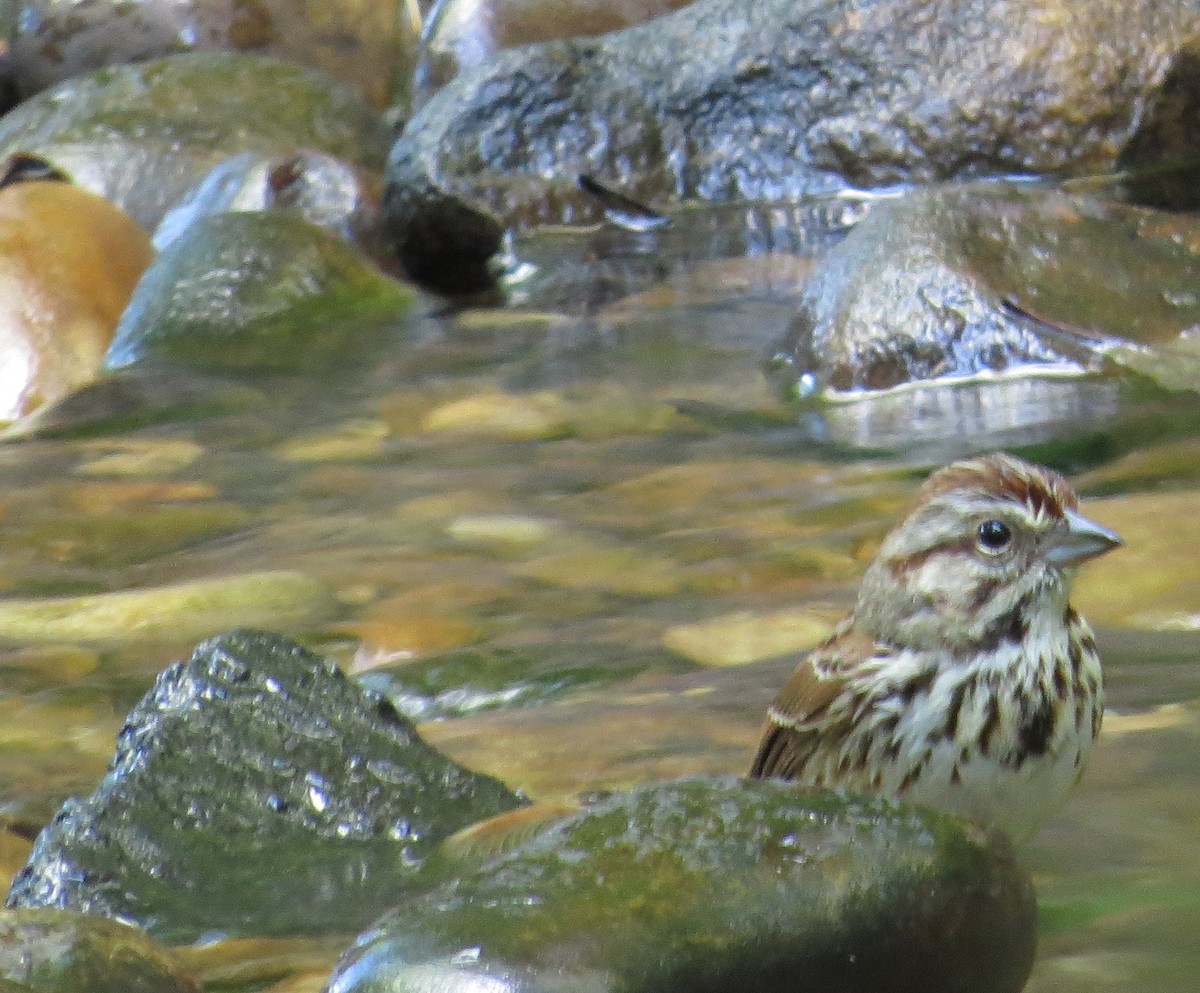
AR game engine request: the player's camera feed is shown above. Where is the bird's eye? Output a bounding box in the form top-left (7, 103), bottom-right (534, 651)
top-left (976, 519), bottom-right (1012, 553)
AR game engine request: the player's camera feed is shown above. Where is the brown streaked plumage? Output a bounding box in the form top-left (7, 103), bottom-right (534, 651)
top-left (749, 453), bottom-right (1121, 838)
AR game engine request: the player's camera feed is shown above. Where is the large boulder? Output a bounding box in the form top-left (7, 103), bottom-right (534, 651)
top-left (385, 0), bottom-right (1200, 289)
top-left (5, 631), bottom-right (524, 943)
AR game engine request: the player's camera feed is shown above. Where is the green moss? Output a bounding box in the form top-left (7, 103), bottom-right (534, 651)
top-left (106, 213), bottom-right (413, 373)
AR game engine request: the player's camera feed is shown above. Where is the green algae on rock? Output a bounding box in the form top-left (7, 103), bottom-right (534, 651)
top-left (104, 212), bottom-right (414, 373)
top-left (152, 150), bottom-right (387, 261)
top-left (326, 776), bottom-right (1036, 993)
top-left (0, 909), bottom-right (198, 993)
top-left (5, 632), bottom-right (525, 944)
top-left (0, 53), bottom-right (389, 231)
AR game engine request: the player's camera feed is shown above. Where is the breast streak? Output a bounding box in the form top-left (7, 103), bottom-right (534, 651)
top-left (865, 621), bottom-right (1095, 833)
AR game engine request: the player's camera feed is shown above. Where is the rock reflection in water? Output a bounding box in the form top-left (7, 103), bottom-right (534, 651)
top-left (800, 375), bottom-right (1122, 453)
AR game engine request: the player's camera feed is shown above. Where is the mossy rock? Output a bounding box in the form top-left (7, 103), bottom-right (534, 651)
top-left (105, 212), bottom-right (413, 373)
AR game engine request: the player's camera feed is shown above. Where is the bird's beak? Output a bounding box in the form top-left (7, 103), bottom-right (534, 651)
top-left (1045, 509), bottom-right (1123, 567)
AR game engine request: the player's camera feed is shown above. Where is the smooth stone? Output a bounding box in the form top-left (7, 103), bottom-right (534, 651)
top-left (662, 608), bottom-right (834, 666)
top-left (63, 476), bottom-right (219, 510)
top-left (0, 53), bottom-right (389, 231)
top-left (5, 631), bottom-right (524, 943)
top-left (104, 212), bottom-right (413, 373)
top-left (0, 909), bottom-right (197, 993)
top-left (0, 179), bottom-right (153, 421)
top-left (74, 438), bottom-right (205, 477)
top-left (780, 182), bottom-right (1200, 396)
top-left (326, 776), bottom-right (1037, 993)
top-left (0, 571), bottom-right (335, 645)
top-left (445, 514), bottom-right (556, 551)
top-left (0, 0), bottom-right (417, 108)
top-left (386, 0), bottom-right (1200, 290)
top-left (512, 541), bottom-right (687, 596)
top-left (152, 150), bottom-right (387, 262)
top-left (275, 419), bottom-right (392, 463)
top-left (348, 616), bottom-right (484, 667)
top-left (2, 502), bottom-right (253, 571)
top-left (419, 392), bottom-right (571, 440)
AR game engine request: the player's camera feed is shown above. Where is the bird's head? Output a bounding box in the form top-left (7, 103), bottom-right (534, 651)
top-left (856, 453), bottom-right (1121, 651)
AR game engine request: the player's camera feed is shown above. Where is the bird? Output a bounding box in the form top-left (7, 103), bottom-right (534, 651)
top-left (748, 453), bottom-right (1121, 838)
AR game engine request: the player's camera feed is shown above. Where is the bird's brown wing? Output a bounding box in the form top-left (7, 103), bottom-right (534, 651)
top-left (748, 622), bottom-right (880, 780)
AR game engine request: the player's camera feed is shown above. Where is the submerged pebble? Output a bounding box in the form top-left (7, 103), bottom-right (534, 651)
top-left (0, 571), bottom-right (335, 645)
top-left (662, 607), bottom-right (834, 666)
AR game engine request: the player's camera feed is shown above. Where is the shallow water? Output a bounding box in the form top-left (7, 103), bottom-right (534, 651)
top-left (0, 217), bottom-right (1197, 990)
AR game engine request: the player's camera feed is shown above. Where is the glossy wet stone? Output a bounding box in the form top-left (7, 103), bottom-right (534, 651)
top-left (5, 631), bottom-right (524, 942)
top-left (386, 0), bottom-right (1200, 289)
top-left (778, 183), bottom-right (1200, 395)
top-left (0, 909), bottom-right (198, 993)
top-left (0, 179), bottom-right (152, 421)
top-left (414, 0), bottom-right (694, 107)
top-left (105, 212), bottom-right (413, 373)
top-left (0, 53), bottom-right (389, 231)
top-left (326, 776), bottom-right (1036, 993)
top-left (152, 150), bottom-right (387, 261)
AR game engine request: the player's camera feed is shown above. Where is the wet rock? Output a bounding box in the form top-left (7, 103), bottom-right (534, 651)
top-left (0, 53), bottom-right (389, 231)
top-left (0, 178), bottom-right (153, 421)
top-left (778, 183), bottom-right (1200, 395)
top-left (1, 0), bottom-right (417, 108)
top-left (0, 908), bottom-right (198, 993)
top-left (326, 776), bottom-right (1036, 993)
top-left (152, 150), bottom-right (387, 262)
top-left (386, 0), bottom-right (1200, 289)
top-left (414, 0), bottom-right (695, 108)
top-left (5, 632), bottom-right (523, 943)
top-left (104, 212), bottom-right (413, 373)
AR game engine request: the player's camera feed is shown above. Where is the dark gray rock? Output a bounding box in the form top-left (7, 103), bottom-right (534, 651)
top-left (326, 776), bottom-right (1037, 993)
top-left (5, 631), bottom-right (524, 943)
top-left (776, 182), bottom-right (1200, 395)
top-left (385, 0), bottom-right (1200, 289)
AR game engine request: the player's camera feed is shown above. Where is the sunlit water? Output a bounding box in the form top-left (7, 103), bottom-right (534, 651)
top-left (0, 217), bottom-right (1196, 990)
